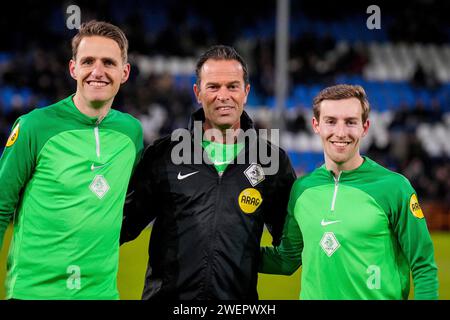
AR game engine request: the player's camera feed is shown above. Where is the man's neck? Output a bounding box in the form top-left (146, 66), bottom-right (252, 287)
top-left (325, 154), bottom-right (364, 177)
top-left (73, 93), bottom-right (112, 118)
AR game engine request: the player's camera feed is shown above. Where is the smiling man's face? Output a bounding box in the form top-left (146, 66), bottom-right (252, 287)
top-left (69, 35), bottom-right (130, 109)
top-left (312, 97), bottom-right (370, 169)
top-left (193, 59), bottom-right (250, 131)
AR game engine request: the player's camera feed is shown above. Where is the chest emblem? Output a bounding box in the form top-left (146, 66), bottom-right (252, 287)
top-left (320, 232), bottom-right (340, 257)
top-left (90, 175), bottom-right (110, 199)
top-left (244, 163), bottom-right (265, 187)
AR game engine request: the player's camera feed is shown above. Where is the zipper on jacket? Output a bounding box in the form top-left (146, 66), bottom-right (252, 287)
top-left (202, 170), bottom-right (223, 298)
top-left (94, 125), bottom-right (100, 158)
top-left (331, 172), bottom-right (341, 211)
top-left (94, 113), bottom-right (108, 159)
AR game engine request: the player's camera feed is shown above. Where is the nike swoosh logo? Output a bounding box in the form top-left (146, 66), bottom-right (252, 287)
top-left (177, 171), bottom-right (199, 180)
top-left (321, 219), bottom-right (341, 226)
top-left (91, 163), bottom-right (107, 171)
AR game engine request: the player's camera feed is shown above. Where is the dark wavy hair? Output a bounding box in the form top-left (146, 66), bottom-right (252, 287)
top-left (195, 45), bottom-right (249, 86)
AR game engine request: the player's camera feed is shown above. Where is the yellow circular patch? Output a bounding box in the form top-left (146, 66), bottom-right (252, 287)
top-left (238, 188), bottom-right (263, 214)
top-left (6, 124), bottom-right (20, 147)
top-left (409, 194), bottom-right (424, 219)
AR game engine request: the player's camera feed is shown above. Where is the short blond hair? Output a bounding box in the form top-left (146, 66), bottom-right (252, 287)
top-left (313, 84), bottom-right (370, 122)
top-left (71, 20), bottom-right (128, 63)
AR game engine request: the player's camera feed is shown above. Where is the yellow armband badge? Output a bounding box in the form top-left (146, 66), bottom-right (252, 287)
top-left (409, 194), bottom-right (424, 219)
top-left (6, 123), bottom-right (20, 147)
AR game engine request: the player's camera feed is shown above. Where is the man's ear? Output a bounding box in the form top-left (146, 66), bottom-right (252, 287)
top-left (193, 83), bottom-right (201, 104)
top-left (362, 119), bottom-right (370, 137)
top-left (69, 59), bottom-right (77, 80)
top-left (312, 117), bottom-right (320, 134)
top-left (242, 83), bottom-right (250, 105)
top-left (120, 63), bottom-right (131, 84)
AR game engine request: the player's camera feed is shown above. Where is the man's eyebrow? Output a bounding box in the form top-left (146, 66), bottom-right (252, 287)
top-left (79, 56), bottom-right (118, 64)
top-left (102, 57), bottom-right (118, 65)
top-left (322, 116), bottom-right (360, 120)
top-left (205, 80), bottom-right (242, 86)
top-left (79, 56), bottom-right (94, 61)
top-left (345, 117), bottom-right (360, 121)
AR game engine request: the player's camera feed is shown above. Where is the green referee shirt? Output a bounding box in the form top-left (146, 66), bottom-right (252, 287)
top-left (260, 156), bottom-right (438, 300)
top-left (202, 140), bottom-right (244, 174)
top-left (0, 95), bottom-right (143, 299)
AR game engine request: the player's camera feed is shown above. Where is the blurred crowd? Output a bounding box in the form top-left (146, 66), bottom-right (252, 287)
top-left (0, 0), bottom-right (449, 228)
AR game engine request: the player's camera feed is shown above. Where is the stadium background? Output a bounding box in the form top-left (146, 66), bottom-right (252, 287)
top-left (0, 0), bottom-right (448, 299)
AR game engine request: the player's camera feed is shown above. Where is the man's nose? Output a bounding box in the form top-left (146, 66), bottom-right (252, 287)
top-left (335, 122), bottom-right (346, 137)
top-left (91, 61), bottom-right (105, 77)
top-left (217, 87), bottom-right (230, 101)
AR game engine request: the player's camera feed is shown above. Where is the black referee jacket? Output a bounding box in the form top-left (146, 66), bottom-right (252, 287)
top-left (120, 108), bottom-right (296, 300)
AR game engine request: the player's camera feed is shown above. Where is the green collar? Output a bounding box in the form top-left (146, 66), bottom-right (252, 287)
top-left (62, 94), bottom-right (112, 125)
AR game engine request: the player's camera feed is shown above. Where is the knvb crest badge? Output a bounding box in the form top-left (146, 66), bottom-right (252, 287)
top-left (244, 163), bottom-right (265, 187)
top-left (90, 175), bottom-right (110, 199)
top-left (320, 232), bottom-right (340, 257)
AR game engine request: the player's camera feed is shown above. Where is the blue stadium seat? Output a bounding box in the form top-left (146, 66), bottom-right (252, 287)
top-left (415, 89), bottom-right (433, 106)
top-left (293, 85), bottom-right (309, 105)
top-left (288, 151), bottom-right (324, 173)
top-left (264, 96), bottom-right (276, 109)
top-left (263, 95), bottom-right (296, 109)
top-left (246, 90), bottom-right (262, 107)
top-left (308, 85), bottom-right (323, 101)
top-left (0, 52), bottom-right (11, 63)
top-left (0, 86), bottom-right (15, 113)
top-left (0, 86), bottom-right (34, 113)
top-left (173, 74), bottom-right (195, 90)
